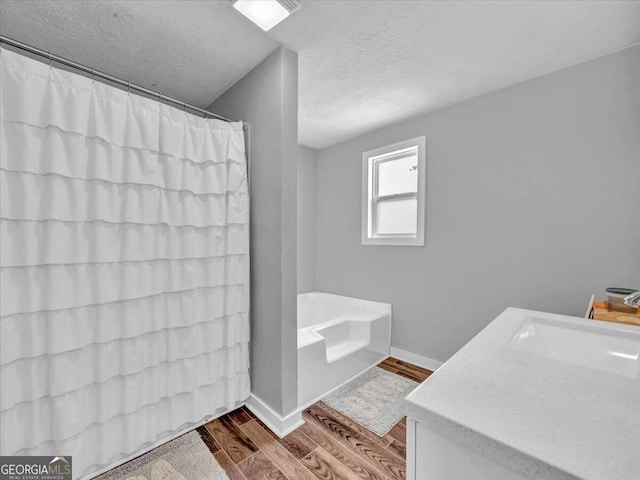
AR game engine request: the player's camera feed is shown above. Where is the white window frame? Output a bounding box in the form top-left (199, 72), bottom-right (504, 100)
top-left (361, 135), bottom-right (426, 246)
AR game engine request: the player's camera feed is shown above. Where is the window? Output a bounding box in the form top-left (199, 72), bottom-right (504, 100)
top-left (362, 136), bottom-right (425, 246)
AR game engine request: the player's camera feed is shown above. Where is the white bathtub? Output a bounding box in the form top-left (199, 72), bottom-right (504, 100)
top-left (297, 292), bottom-right (391, 409)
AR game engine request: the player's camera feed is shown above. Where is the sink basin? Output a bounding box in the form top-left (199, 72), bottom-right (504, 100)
top-left (509, 317), bottom-right (640, 378)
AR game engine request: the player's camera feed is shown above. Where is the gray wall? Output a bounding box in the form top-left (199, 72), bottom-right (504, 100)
top-left (298, 145), bottom-right (317, 293)
top-left (315, 44), bottom-right (640, 362)
top-left (210, 47), bottom-right (299, 416)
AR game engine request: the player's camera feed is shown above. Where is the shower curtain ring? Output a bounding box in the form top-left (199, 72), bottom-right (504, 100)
top-left (184, 102), bottom-right (187, 113)
top-left (92, 68), bottom-right (96, 83)
top-left (48, 51), bottom-right (53, 67)
top-left (127, 81), bottom-right (131, 94)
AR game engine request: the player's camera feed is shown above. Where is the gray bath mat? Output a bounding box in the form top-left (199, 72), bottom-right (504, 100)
top-left (96, 430), bottom-right (229, 480)
top-left (322, 366), bottom-right (418, 436)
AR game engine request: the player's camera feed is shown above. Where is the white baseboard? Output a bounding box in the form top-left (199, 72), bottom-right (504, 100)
top-left (244, 393), bottom-right (304, 438)
top-left (390, 347), bottom-right (444, 372)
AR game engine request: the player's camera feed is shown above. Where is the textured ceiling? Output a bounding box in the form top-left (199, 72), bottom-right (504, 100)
top-left (0, 0), bottom-right (280, 107)
top-left (1, 1), bottom-right (640, 149)
top-left (277, 0), bottom-right (640, 148)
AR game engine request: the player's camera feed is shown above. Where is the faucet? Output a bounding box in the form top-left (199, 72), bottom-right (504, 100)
top-left (624, 291), bottom-right (640, 309)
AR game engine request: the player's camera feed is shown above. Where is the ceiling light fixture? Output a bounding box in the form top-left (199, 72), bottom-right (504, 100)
top-left (231, 0), bottom-right (301, 31)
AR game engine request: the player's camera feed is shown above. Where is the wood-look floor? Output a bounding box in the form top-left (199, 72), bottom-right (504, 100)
top-left (197, 357), bottom-right (432, 480)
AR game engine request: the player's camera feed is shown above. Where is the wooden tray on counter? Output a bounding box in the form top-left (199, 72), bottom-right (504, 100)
top-left (591, 301), bottom-right (640, 327)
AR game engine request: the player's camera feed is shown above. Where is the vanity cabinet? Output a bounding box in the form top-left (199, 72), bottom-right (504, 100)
top-left (403, 308), bottom-right (639, 480)
top-left (406, 419), bottom-right (528, 480)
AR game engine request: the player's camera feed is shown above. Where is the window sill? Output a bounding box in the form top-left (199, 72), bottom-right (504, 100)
top-left (362, 236), bottom-right (424, 247)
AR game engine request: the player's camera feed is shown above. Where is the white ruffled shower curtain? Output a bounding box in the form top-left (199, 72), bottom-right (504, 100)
top-left (0, 48), bottom-right (250, 477)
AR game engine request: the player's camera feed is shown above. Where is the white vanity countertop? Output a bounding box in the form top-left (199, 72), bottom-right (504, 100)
top-left (404, 308), bottom-right (640, 480)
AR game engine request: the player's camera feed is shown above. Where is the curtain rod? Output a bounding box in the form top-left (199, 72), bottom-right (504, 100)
top-left (0, 35), bottom-right (240, 125)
